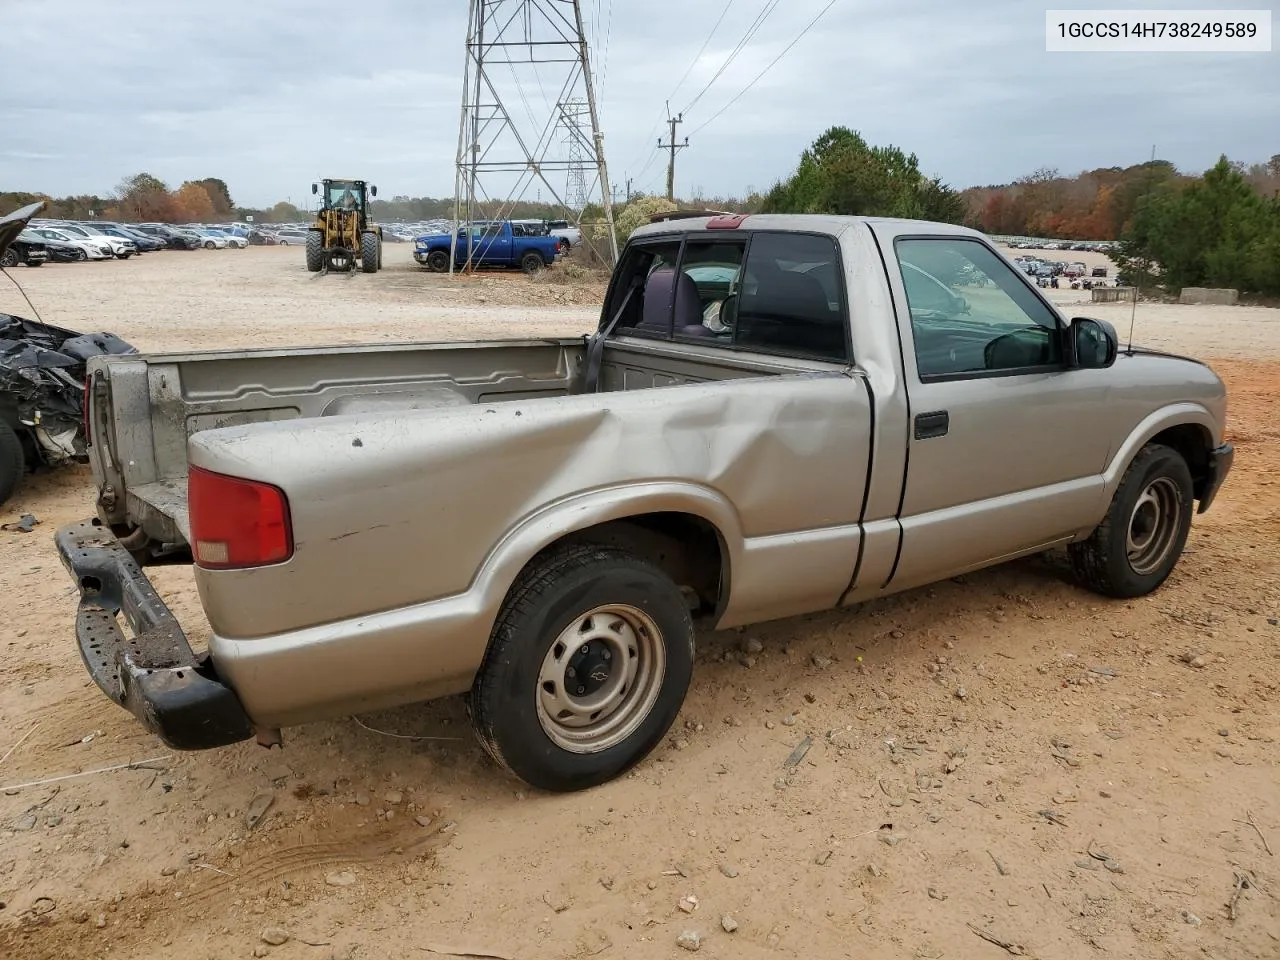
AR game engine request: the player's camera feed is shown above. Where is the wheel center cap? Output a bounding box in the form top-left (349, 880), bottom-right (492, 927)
top-left (566, 641), bottom-right (612, 698)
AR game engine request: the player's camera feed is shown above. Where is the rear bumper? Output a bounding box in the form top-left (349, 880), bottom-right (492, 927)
top-left (1196, 442), bottom-right (1234, 514)
top-left (55, 519), bottom-right (254, 750)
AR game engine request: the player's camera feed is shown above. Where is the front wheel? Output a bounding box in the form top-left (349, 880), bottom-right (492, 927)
top-left (1069, 443), bottom-right (1194, 598)
top-left (427, 250), bottom-right (449, 273)
top-left (305, 231), bottom-right (323, 272)
top-left (470, 544), bottom-right (694, 792)
top-left (75, 249), bottom-right (88, 262)
top-left (360, 232), bottom-right (379, 274)
top-left (203, 241), bottom-right (216, 249)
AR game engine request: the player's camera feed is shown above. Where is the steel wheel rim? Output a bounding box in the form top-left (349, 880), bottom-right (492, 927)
top-left (536, 603), bottom-right (666, 754)
top-left (1126, 476), bottom-right (1181, 576)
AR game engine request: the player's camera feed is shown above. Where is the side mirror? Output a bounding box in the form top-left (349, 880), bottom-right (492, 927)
top-left (1069, 317), bottom-right (1118, 369)
top-left (370, 185), bottom-right (378, 197)
top-left (311, 183), bottom-right (318, 195)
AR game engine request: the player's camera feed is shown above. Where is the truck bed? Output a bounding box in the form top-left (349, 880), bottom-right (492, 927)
top-left (87, 335), bottom-right (817, 547)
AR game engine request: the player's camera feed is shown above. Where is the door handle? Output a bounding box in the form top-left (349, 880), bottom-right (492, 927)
top-left (914, 410), bottom-right (949, 440)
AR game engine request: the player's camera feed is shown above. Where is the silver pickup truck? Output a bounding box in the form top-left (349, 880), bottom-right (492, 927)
top-left (57, 214), bottom-right (1233, 792)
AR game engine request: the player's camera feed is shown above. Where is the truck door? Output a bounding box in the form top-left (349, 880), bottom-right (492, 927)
top-left (465, 222), bottom-right (509, 267)
top-left (876, 230), bottom-right (1114, 592)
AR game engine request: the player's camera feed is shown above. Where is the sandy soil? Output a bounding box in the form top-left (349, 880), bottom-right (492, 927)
top-left (1, 247), bottom-right (1278, 960)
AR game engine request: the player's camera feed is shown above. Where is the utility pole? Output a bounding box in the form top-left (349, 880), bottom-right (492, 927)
top-left (625, 177), bottom-right (633, 203)
top-left (658, 109), bottom-right (688, 202)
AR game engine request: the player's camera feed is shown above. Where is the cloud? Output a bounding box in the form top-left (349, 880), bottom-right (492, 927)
top-left (0, 0), bottom-right (1274, 207)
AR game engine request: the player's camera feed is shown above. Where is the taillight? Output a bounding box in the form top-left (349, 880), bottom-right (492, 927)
top-left (188, 466), bottom-right (293, 569)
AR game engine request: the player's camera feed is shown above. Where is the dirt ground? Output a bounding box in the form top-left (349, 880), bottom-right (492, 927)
top-left (1, 246), bottom-right (1278, 960)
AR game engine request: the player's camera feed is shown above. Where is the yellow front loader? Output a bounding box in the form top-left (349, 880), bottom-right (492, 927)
top-left (306, 178), bottom-right (382, 274)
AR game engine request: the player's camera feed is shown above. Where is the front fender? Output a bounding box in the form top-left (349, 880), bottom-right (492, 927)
top-left (1102, 403), bottom-right (1218, 495)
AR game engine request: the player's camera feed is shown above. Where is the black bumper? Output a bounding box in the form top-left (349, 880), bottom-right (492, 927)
top-left (55, 519), bottom-right (254, 750)
top-left (1197, 442), bottom-right (1234, 514)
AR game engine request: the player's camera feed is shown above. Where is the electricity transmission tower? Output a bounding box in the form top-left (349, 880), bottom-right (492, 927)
top-left (560, 98), bottom-right (590, 210)
top-left (452, 0), bottom-right (617, 272)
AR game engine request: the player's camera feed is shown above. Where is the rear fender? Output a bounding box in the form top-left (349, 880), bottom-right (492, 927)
top-left (471, 482), bottom-right (743, 629)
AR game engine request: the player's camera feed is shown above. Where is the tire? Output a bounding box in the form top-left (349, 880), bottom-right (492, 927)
top-left (361, 232), bottom-right (379, 274)
top-left (0, 420), bottom-right (26, 507)
top-left (427, 250), bottom-right (449, 273)
top-left (305, 231), bottom-right (324, 272)
top-left (0, 250), bottom-right (17, 268)
top-left (75, 249), bottom-right (88, 262)
top-left (203, 240), bottom-right (215, 250)
top-left (521, 251), bottom-right (546, 275)
top-left (1069, 443), bottom-right (1194, 598)
top-left (558, 238), bottom-right (570, 255)
top-left (471, 544), bottom-right (695, 792)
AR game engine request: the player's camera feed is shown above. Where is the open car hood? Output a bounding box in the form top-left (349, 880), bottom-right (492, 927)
top-left (0, 201), bottom-right (45, 259)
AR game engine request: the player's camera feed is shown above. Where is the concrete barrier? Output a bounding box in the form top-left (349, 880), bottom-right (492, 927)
top-left (1092, 287), bottom-right (1136, 303)
top-left (1178, 287), bottom-right (1239, 305)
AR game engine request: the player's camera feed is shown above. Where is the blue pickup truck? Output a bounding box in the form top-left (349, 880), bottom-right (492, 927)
top-left (415, 220), bottom-right (561, 274)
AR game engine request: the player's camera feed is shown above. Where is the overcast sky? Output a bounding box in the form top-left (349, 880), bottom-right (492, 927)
top-left (1, 0), bottom-right (1275, 209)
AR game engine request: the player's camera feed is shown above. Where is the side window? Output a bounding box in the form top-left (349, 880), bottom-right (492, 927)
top-left (610, 241), bottom-right (683, 339)
top-left (895, 238), bottom-right (1063, 379)
top-left (734, 233), bottom-right (848, 361)
top-left (672, 241), bottom-right (746, 342)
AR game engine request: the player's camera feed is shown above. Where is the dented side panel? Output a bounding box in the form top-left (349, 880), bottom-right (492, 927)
top-left (194, 371), bottom-right (872, 725)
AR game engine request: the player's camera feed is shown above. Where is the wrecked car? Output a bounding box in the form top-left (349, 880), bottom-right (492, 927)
top-left (1, 202), bottom-right (136, 505)
top-left (56, 213), bottom-right (1232, 792)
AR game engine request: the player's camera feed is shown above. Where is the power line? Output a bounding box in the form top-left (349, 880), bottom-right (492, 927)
top-left (690, 0), bottom-right (840, 137)
top-left (667, 0), bottom-right (736, 105)
top-left (619, 0), bottom-right (739, 185)
top-left (680, 0), bottom-right (782, 116)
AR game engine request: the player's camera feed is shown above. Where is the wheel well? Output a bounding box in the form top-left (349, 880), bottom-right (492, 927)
top-left (1150, 424), bottom-right (1211, 498)
top-left (550, 513), bottom-right (727, 621)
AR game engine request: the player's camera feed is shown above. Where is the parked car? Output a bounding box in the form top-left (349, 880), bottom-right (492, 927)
top-left (30, 233), bottom-right (90, 263)
top-left (1092, 266), bottom-right (1108, 278)
top-left (1, 231), bottom-right (49, 268)
top-left (415, 220), bottom-right (560, 273)
top-left (203, 228), bottom-right (248, 249)
top-left (134, 225), bottom-right (201, 250)
top-left (1063, 262), bottom-right (1087, 278)
top-left (275, 230), bottom-right (310, 246)
top-left (57, 212), bottom-right (1233, 792)
top-left (247, 230), bottom-right (279, 246)
top-left (56, 224), bottom-right (135, 259)
top-left (29, 228), bottom-right (113, 260)
top-left (95, 224), bottom-right (166, 252)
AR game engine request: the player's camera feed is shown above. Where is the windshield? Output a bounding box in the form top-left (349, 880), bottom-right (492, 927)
top-left (327, 183), bottom-right (363, 209)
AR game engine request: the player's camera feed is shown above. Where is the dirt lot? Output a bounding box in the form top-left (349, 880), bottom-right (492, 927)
top-left (1, 246), bottom-right (1278, 960)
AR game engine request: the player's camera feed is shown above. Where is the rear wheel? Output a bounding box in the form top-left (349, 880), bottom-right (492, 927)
top-left (521, 251), bottom-right (545, 275)
top-left (1069, 443), bottom-right (1194, 598)
top-left (305, 231), bottom-right (323, 272)
top-left (0, 250), bottom-right (17, 268)
top-left (0, 420), bottom-right (26, 507)
top-left (361, 232), bottom-right (379, 274)
top-left (427, 250), bottom-right (449, 273)
top-left (558, 238), bottom-right (570, 255)
top-left (470, 544), bottom-right (695, 792)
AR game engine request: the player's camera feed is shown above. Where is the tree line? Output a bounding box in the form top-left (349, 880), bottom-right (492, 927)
top-left (961, 155), bottom-right (1280, 242)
